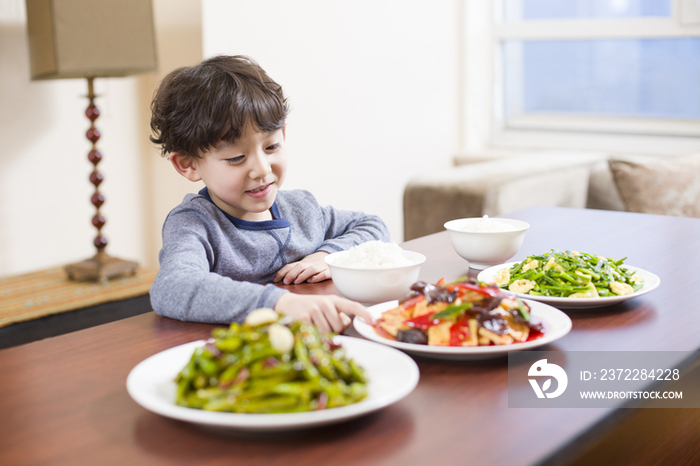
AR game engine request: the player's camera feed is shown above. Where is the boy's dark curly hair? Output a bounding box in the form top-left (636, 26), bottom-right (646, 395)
top-left (149, 55), bottom-right (289, 159)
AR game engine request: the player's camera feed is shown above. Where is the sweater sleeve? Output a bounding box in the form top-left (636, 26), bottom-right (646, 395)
top-left (149, 206), bottom-right (288, 325)
top-left (315, 201), bottom-right (391, 253)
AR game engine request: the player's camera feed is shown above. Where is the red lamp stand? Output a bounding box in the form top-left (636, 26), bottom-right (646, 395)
top-left (64, 77), bottom-right (139, 283)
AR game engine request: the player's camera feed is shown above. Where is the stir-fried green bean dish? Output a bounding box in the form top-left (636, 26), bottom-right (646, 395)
top-left (175, 309), bottom-right (368, 413)
top-left (494, 249), bottom-right (643, 298)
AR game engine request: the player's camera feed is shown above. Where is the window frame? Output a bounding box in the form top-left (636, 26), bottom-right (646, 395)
top-left (464, 0), bottom-right (700, 158)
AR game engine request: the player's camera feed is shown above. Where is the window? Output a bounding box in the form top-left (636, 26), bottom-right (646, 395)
top-left (484, 0), bottom-right (700, 153)
top-left (504, 0), bottom-right (673, 21)
top-left (504, 38), bottom-right (700, 120)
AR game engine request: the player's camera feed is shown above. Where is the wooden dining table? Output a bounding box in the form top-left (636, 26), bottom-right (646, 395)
top-left (1, 206), bottom-right (699, 466)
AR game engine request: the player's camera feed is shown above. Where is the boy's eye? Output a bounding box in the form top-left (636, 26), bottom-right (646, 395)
top-left (225, 155), bottom-right (245, 164)
top-left (266, 143), bottom-right (280, 151)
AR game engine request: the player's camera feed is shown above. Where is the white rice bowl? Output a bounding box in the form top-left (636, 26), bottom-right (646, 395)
top-left (325, 241), bottom-right (426, 303)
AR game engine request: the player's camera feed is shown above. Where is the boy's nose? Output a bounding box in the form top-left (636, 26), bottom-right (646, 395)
top-left (249, 153), bottom-right (271, 179)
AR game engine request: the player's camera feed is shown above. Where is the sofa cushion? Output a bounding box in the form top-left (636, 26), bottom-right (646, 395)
top-left (483, 165), bottom-right (591, 217)
top-left (608, 153), bottom-right (700, 218)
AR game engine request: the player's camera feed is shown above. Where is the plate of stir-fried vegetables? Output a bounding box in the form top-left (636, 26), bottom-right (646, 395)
top-left (353, 278), bottom-right (571, 360)
top-left (127, 310), bottom-right (419, 431)
top-left (477, 249), bottom-right (661, 309)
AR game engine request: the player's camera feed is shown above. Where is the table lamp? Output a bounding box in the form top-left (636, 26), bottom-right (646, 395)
top-left (25, 0), bottom-right (158, 282)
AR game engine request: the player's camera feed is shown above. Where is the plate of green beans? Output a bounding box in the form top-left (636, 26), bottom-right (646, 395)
top-left (126, 313), bottom-right (419, 431)
top-left (477, 249), bottom-right (660, 309)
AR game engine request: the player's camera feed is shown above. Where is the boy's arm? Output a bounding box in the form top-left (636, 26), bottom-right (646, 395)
top-left (150, 216), bottom-right (288, 325)
top-left (273, 251), bottom-right (330, 285)
top-left (152, 235), bottom-right (369, 332)
top-left (151, 264), bottom-right (288, 325)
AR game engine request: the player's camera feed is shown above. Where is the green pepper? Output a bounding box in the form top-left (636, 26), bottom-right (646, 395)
top-left (516, 299), bottom-right (530, 320)
top-left (432, 302), bottom-right (473, 320)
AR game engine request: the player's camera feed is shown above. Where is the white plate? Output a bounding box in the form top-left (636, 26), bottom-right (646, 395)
top-left (126, 336), bottom-right (419, 431)
top-left (353, 300), bottom-right (572, 360)
top-left (477, 262), bottom-right (661, 309)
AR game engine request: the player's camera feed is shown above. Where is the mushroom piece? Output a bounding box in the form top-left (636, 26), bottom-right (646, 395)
top-left (396, 328), bottom-right (429, 345)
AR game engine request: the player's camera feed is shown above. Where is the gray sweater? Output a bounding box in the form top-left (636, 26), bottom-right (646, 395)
top-left (150, 188), bottom-right (390, 324)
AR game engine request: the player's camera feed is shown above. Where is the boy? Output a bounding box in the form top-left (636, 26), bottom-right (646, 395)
top-left (148, 55), bottom-right (389, 333)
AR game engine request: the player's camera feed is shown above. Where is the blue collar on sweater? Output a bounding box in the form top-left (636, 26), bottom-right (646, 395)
top-left (199, 187), bottom-right (290, 230)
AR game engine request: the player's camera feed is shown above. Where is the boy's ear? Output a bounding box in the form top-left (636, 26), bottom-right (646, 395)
top-left (169, 152), bottom-right (202, 182)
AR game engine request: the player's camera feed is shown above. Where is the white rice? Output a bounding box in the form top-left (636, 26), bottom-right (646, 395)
top-left (458, 215), bottom-right (516, 232)
top-left (330, 241), bottom-right (416, 268)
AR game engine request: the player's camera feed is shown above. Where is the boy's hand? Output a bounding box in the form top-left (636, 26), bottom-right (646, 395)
top-left (273, 251), bottom-right (330, 285)
top-left (274, 293), bottom-right (374, 334)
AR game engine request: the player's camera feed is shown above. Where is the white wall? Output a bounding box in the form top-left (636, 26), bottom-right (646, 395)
top-left (201, 0), bottom-right (460, 242)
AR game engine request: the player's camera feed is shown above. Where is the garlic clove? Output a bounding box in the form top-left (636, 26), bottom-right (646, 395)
top-left (268, 323), bottom-right (295, 354)
top-left (244, 308), bottom-right (279, 326)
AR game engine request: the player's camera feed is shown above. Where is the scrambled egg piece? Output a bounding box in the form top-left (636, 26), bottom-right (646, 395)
top-left (427, 321), bottom-right (452, 346)
top-left (521, 259), bottom-right (539, 272)
top-left (478, 328), bottom-right (514, 345)
top-left (490, 306), bottom-right (530, 343)
top-left (462, 319), bottom-right (478, 347)
top-left (413, 300), bottom-right (448, 317)
top-left (509, 279), bottom-right (536, 294)
top-left (610, 281), bottom-right (634, 296)
top-left (411, 299), bottom-right (431, 317)
top-left (494, 267), bottom-right (510, 286)
top-left (500, 297), bottom-right (519, 310)
top-left (378, 306), bottom-right (406, 336)
top-left (544, 257), bottom-right (565, 272)
top-left (503, 315), bottom-right (529, 343)
top-left (378, 321), bottom-right (402, 337)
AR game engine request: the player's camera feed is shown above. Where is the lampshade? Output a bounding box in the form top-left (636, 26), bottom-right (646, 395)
top-left (26, 0), bottom-right (157, 80)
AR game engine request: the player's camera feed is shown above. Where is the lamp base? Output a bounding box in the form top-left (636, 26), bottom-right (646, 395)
top-left (65, 251), bottom-right (139, 283)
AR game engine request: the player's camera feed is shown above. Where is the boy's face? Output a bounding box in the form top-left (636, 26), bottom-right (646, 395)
top-left (172, 121), bottom-right (287, 221)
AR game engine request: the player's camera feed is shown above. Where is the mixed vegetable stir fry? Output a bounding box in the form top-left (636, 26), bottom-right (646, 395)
top-left (376, 278), bottom-right (543, 346)
top-left (175, 309), bottom-right (368, 413)
top-left (494, 249), bottom-right (643, 298)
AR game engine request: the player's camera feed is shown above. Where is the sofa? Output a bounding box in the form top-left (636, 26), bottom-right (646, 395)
top-left (403, 150), bottom-right (700, 241)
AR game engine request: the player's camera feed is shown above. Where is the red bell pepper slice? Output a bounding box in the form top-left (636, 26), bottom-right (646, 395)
top-left (405, 312), bottom-right (438, 329)
top-left (449, 318), bottom-right (471, 346)
top-left (454, 282), bottom-right (501, 298)
top-left (402, 294), bottom-right (425, 310)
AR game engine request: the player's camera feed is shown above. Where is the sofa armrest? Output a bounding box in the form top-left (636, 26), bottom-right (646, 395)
top-left (403, 180), bottom-right (484, 241)
top-left (403, 152), bottom-right (605, 241)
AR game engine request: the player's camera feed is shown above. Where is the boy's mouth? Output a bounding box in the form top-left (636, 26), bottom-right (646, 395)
top-left (246, 183), bottom-right (273, 198)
